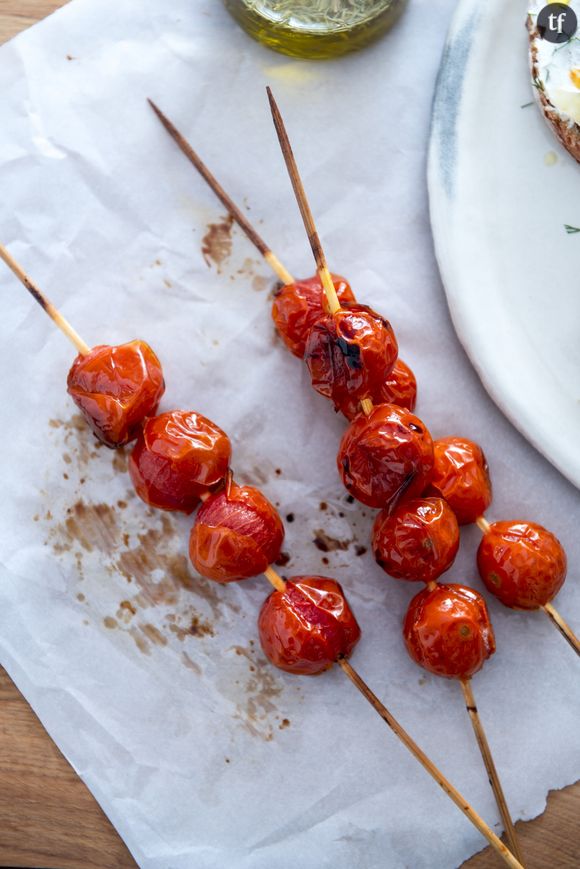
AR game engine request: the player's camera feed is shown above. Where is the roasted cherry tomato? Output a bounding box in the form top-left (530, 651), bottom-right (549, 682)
top-left (258, 575), bottom-right (361, 675)
top-left (338, 403), bottom-right (433, 509)
top-left (477, 520), bottom-right (567, 610)
top-left (304, 303), bottom-right (398, 410)
top-left (372, 497), bottom-right (459, 583)
top-left (67, 340), bottom-right (164, 447)
top-left (129, 410), bottom-right (231, 513)
top-left (189, 479), bottom-right (284, 582)
top-left (426, 436), bottom-right (492, 526)
top-left (338, 358), bottom-right (417, 421)
top-left (403, 583), bottom-right (495, 679)
top-left (272, 274), bottom-right (355, 358)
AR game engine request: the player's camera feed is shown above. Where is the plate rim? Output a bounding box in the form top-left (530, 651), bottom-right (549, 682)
top-left (427, 0), bottom-right (580, 492)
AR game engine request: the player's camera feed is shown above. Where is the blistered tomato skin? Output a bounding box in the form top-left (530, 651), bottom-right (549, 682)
top-left (427, 437), bottom-right (492, 526)
top-left (403, 584), bottom-right (496, 679)
top-left (337, 403), bottom-right (434, 509)
top-left (129, 410), bottom-right (231, 513)
top-left (372, 497), bottom-right (459, 583)
top-left (258, 576), bottom-right (361, 675)
top-left (272, 274), bottom-right (355, 358)
top-left (304, 303), bottom-right (398, 409)
top-left (189, 480), bottom-right (284, 582)
top-left (339, 358), bottom-right (418, 421)
top-left (67, 341), bottom-right (165, 447)
top-left (477, 521), bottom-right (567, 610)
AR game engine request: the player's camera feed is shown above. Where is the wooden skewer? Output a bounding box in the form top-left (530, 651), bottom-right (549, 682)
top-left (460, 678), bottom-right (525, 865)
top-left (265, 87), bottom-right (374, 417)
top-left (266, 87), bottom-right (341, 316)
top-left (342, 659), bottom-right (523, 869)
top-left (261, 566), bottom-right (522, 868)
top-left (149, 96), bottom-right (374, 416)
top-left (542, 603), bottom-right (580, 656)
top-left (476, 515), bottom-right (491, 534)
top-left (147, 99), bottom-right (294, 286)
top-left (0, 244), bottom-right (90, 355)
top-left (263, 564), bottom-right (286, 592)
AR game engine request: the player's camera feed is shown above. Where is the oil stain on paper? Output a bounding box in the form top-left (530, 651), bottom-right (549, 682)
top-left (41, 414), bottom-right (293, 740)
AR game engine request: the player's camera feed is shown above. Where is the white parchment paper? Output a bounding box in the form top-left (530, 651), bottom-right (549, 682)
top-left (0, 2), bottom-right (579, 868)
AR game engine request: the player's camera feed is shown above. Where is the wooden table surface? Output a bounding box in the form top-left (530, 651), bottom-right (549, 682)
top-left (0, 3), bottom-right (578, 868)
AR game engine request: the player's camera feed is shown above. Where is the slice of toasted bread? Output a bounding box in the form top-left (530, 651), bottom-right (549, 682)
top-left (527, 8), bottom-right (580, 163)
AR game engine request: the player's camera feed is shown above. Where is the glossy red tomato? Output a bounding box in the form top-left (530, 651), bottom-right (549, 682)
top-left (372, 497), bottom-right (459, 583)
top-left (129, 410), bottom-right (231, 513)
top-left (338, 403), bottom-right (433, 509)
top-left (304, 303), bottom-right (398, 409)
top-left (477, 520), bottom-right (567, 610)
top-left (426, 437), bottom-right (492, 525)
top-left (67, 340), bottom-right (164, 447)
top-left (258, 575), bottom-right (361, 675)
top-left (338, 358), bottom-right (417, 421)
top-left (189, 479), bottom-right (284, 582)
top-left (271, 274), bottom-right (355, 358)
top-left (403, 584), bottom-right (496, 679)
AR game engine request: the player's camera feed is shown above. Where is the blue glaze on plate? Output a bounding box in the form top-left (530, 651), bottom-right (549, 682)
top-left (431, 10), bottom-right (480, 198)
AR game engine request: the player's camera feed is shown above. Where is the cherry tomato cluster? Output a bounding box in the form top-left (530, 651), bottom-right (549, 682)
top-left (64, 270), bottom-right (571, 684)
top-left (271, 273), bottom-right (572, 679)
top-left (66, 340), bottom-right (361, 675)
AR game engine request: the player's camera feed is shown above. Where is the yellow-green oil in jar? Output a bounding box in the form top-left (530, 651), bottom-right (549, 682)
top-left (223, 0), bottom-right (408, 60)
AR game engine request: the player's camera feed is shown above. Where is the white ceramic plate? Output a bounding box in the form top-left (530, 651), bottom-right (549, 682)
top-left (428, 0), bottom-right (580, 489)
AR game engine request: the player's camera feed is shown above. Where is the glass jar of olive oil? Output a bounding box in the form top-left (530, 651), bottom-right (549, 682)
top-left (223, 0), bottom-right (408, 60)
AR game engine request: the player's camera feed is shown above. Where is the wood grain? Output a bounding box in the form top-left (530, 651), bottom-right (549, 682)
top-left (0, 3), bottom-right (578, 868)
top-left (0, 666), bottom-right (136, 868)
top-left (0, 0), bottom-right (67, 43)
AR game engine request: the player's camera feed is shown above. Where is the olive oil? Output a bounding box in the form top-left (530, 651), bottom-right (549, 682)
top-left (223, 0), bottom-right (408, 60)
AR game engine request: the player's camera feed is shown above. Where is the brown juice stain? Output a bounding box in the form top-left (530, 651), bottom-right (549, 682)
top-left (201, 214), bottom-right (234, 272)
top-left (189, 613), bottom-right (215, 637)
top-left (44, 415), bottom-right (266, 723)
top-left (239, 465), bottom-right (269, 486)
top-left (236, 257), bottom-right (260, 277)
top-left (64, 502), bottom-right (118, 555)
top-left (275, 551), bottom-right (291, 568)
top-left (47, 487), bottom-right (237, 659)
top-left (313, 529), bottom-right (352, 553)
top-left (168, 610), bottom-right (214, 640)
top-left (231, 645), bottom-right (283, 741)
top-left (50, 413), bottom-right (100, 468)
top-left (181, 651), bottom-right (202, 675)
top-left (129, 627), bottom-right (151, 656)
top-left (252, 276), bottom-right (269, 293)
top-left (112, 449), bottom-right (128, 474)
top-left (140, 623), bottom-right (167, 647)
top-left (117, 601), bottom-right (136, 624)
